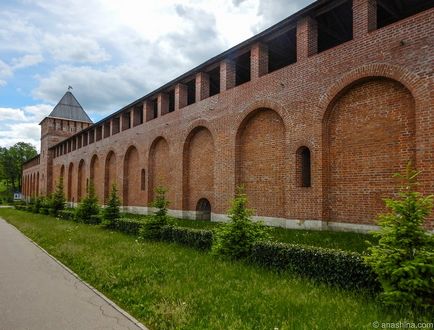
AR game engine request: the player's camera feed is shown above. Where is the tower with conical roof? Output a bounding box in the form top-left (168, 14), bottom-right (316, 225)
top-left (38, 90), bottom-right (92, 195)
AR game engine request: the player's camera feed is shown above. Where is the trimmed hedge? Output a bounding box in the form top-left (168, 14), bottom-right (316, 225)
top-left (58, 209), bottom-right (75, 220)
top-left (114, 218), bottom-right (144, 235)
top-left (249, 241), bottom-right (379, 291)
top-left (88, 214), bottom-right (102, 225)
top-left (160, 226), bottom-right (213, 251)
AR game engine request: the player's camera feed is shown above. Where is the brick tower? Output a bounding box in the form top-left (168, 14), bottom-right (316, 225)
top-left (39, 90), bottom-right (92, 195)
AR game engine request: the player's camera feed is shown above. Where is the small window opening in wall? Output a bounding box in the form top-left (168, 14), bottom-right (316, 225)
top-left (208, 66), bottom-right (220, 96)
top-left (104, 121), bottom-right (110, 138)
top-left (376, 0), bottom-right (433, 29)
top-left (122, 111), bottom-right (131, 130)
top-left (96, 126), bottom-right (103, 141)
top-left (235, 51), bottom-right (251, 86)
top-left (168, 90), bottom-right (175, 113)
top-left (72, 139), bottom-right (76, 151)
top-left (316, 0), bottom-right (353, 53)
top-left (297, 146), bottom-right (311, 187)
top-left (112, 117), bottom-right (120, 134)
top-left (267, 28), bottom-right (297, 73)
top-left (196, 198), bottom-right (211, 221)
top-left (83, 133), bottom-right (88, 146)
top-left (89, 130), bottom-right (95, 144)
top-left (151, 98), bottom-right (158, 119)
top-left (133, 104), bottom-right (144, 126)
top-left (186, 79), bottom-right (196, 105)
top-left (141, 169), bottom-right (146, 191)
top-left (77, 135), bottom-right (82, 148)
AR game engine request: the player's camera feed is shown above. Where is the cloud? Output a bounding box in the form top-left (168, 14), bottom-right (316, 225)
top-left (0, 107), bottom-right (27, 121)
top-left (43, 34), bottom-right (110, 63)
top-left (255, 0), bottom-right (315, 31)
top-left (0, 123), bottom-right (40, 151)
top-left (0, 59), bottom-right (13, 87)
top-left (0, 104), bottom-right (52, 123)
top-left (11, 54), bottom-right (44, 69)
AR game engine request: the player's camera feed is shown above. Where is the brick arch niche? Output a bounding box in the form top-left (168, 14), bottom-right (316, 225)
top-left (123, 146), bottom-right (141, 206)
top-left (90, 155), bottom-right (103, 203)
top-left (104, 151), bottom-right (117, 203)
top-left (67, 162), bottom-right (74, 202)
top-left (148, 137), bottom-right (172, 203)
top-left (323, 77), bottom-right (416, 225)
top-left (77, 159), bottom-right (85, 202)
top-left (182, 126), bottom-right (215, 213)
top-left (235, 108), bottom-right (286, 218)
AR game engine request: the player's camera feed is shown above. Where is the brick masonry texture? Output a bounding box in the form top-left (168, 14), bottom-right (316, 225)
top-left (22, 3), bottom-right (434, 230)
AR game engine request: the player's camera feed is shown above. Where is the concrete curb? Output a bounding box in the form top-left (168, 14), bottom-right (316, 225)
top-left (3, 218), bottom-right (148, 330)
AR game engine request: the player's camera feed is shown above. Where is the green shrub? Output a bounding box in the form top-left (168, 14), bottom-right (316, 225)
top-left (40, 208), bottom-right (49, 215)
top-left (364, 165), bottom-right (434, 308)
top-left (115, 218), bottom-right (144, 235)
top-left (31, 197), bottom-right (43, 213)
top-left (212, 187), bottom-right (270, 259)
top-left (160, 226), bottom-right (213, 250)
top-left (75, 181), bottom-right (100, 224)
top-left (50, 177), bottom-right (66, 215)
top-left (102, 184), bottom-right (121, 228)
top-left (59, 209), bottom-right (75, 220)
top-left (89, 214), bottom-right (102, 225)
top-left (250, 241), bottom-right (379, 290)
top-left (140, 187), bottom-right (171, 239)
top-left (48, 208), bottom-right (56, 216)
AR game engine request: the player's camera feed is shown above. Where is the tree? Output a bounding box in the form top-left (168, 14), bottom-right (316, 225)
top-left (75, 180), bottom-right (100, 223)
top-left (0, 142), bottom-right (37, 191)
top-left (364, 164), bottom-right (434, 308)
top-left (102, 184), bottom-right (121, 227)
top-left (140, 187), bottom-right (171, 239)
top-left (50, 177), bottom-right (66, 215)
top-left (212, 186), bottom-right (270, 259)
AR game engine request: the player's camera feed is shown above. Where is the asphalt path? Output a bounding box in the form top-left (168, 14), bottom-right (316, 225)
top-left (0, 217), bottom-right (147, 330)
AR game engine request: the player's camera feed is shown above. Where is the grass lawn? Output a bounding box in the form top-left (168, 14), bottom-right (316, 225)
top-left (0, 208), bottom-right (429, 329)
top-left (123, 214), bottom-right (377, 253)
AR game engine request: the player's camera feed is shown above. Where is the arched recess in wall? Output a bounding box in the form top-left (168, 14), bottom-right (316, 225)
top-left (235, 108), bottom-right (286, 218)
top-left (60, 165), bottom-right (65, 179)
top-left (67, 163), bottom-right (74, 202)
top-left (123, 146), bottom-right (140, 206)
top-left (90, 155), bottom-right (103, 203)
top-left (30, 174), bottom-right (33, 197)
top-left (323, 77), bottom-right (416, 225)
top-left (36, 172), bottom-right (39, 197)
top-left (182, 126), bottom-right (215, 214)
top-left (148, 137), bottom-right (172, 203)
top-left (104, 151), bottom-right (117, 203)
top-left (296, 146), bottom-right (311, 188)
top-left (77, 159), bottom-right (85, 202)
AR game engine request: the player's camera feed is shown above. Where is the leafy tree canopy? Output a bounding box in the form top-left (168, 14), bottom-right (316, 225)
top-left (0, 142), bottom-right (37, 191)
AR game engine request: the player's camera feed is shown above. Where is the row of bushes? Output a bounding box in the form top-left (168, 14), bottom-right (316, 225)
top-left (110, 219), bottom-right (376, 290)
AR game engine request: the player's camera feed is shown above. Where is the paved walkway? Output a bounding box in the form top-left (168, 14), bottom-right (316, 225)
top-left (0, 218), bottom-right (146, 330)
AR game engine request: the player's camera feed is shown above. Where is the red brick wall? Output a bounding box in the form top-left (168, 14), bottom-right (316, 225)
top-left (77, 160), bottom-right (86, 202)
top-left (149, 138), bottom-right (173, 203)
top-left (90, 155), bottom-right (104, 203)
top-left (104, 151), bottom-right (117, 203)
top-left (324, 78), bottom-right (416, 224)
top-left (236, 109), bottom-right (285, 218)
top-left (46, 8), bottom-right (433, 229)
top-left (123, 146), bottom-right (143, 206)
top-left (183, 127), bottom-right (215, 211)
